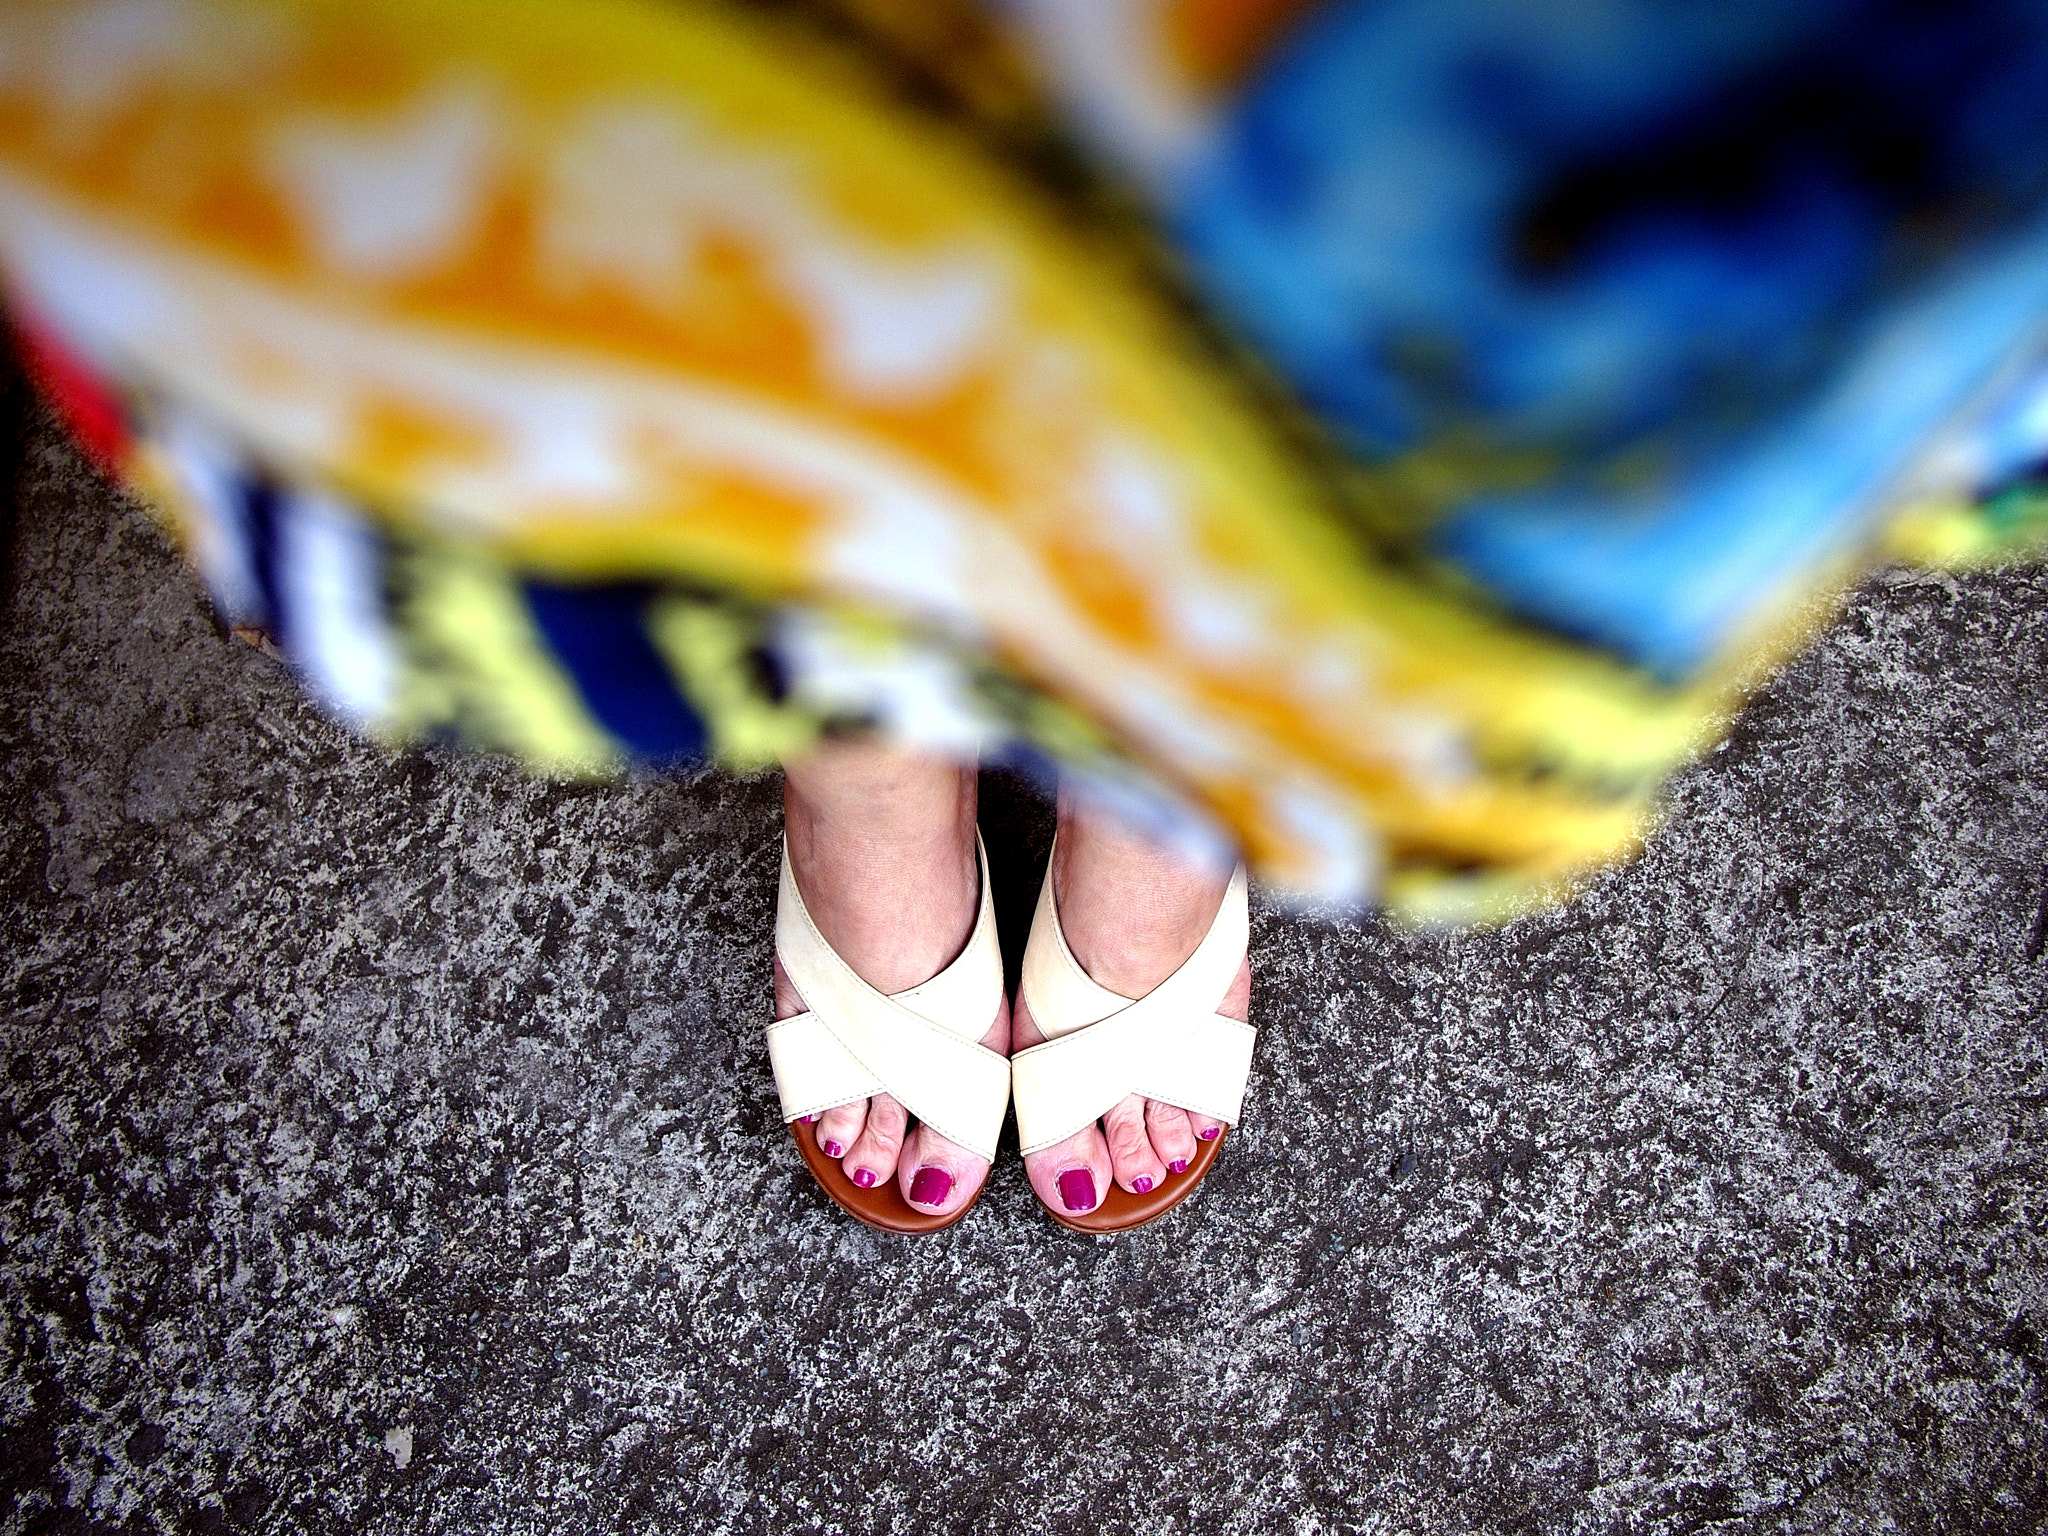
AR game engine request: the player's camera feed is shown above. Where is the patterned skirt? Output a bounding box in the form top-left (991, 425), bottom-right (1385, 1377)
top-left (2, 0), bottom-right (2045, 916)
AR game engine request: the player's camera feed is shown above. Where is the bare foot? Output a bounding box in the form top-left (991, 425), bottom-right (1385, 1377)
top-left (1013, 796), bottom-right (1251, 1217)
top-left (776, 743), bottom-right (1009, 1218)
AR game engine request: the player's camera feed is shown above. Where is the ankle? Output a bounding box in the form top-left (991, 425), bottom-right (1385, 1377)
top-left (785, 745), bottom-right (975, 853)
top-left (1051, 805), bottom-right (1231, 995)
top-left (781, 747), bottom-right (980, 994)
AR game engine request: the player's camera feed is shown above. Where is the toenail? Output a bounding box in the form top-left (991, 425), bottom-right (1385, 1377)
top-left (1132, 1176), bottom-right (1154, 1195)
top-left (800, 1115), bottom-right (818, 1125)
top-left (1169, 1158), bottom-right (1188, 1175)
top-left (1057, 1169), bottom-right (1097, 1212)
top-left (823, 1140), bottom-right (845, 1158)
top-left (851, 1167), bottom-right (877, 1189)
top-left (1199, 1127), bottom-right (1221, 1141)
top-left (908, 1167), bottom-right (952, 1206)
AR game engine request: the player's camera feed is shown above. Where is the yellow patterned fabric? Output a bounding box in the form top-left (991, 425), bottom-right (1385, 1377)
top-left (0, 0), bottom-right (1990, 915)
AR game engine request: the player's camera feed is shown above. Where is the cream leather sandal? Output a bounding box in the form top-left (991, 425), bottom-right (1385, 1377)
top-left (765, 833), bottom-right (1010, 1233)
top-left (1010, 848), bottom-right (1255, 1234)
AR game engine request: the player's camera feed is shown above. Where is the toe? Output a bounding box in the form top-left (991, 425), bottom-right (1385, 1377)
top-left (813, 1099), bottom-right (867, 1163)
top-left (1144, 1100), bottom-right (1197, 1175)
top-left (897, 1122), bottom-right (988, 1216)
top-left (1016, 995), bottom-right (1113, 1215)
top-left (780, 956), bottom-right (871, 1166)
top-left (1188, 1113), bottom-right (1226, 1144)
top-left (1102, 1093), bottom-right (1168, 1195)
top-left (844, 1092), bottom-right (908, 1191)
top-left (1023, 1123), bottom-right (1113, 1218)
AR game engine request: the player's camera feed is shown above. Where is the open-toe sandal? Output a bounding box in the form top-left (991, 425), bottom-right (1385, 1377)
top-left (1009, 845), bottom-right (1254, 1234)
top-left (765, 833), bottom-right (1010, 1234)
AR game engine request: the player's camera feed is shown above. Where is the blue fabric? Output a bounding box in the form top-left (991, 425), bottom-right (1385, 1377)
top-left (240, 472), bottom-right (284, 643)
top-left (522, 581), bottom-right (709, 764)
top-left (1168, 0), bottom-right (2048, 675)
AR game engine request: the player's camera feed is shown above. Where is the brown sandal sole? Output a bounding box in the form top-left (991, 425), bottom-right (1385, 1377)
top-left (791, 1123), bottom-right (986, 1235)
top-left (1043, 1127), bottom-right (1226, 1235)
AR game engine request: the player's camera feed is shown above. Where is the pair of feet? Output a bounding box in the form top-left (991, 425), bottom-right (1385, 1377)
top-left (775, 748), bottom-right (1251, 1221)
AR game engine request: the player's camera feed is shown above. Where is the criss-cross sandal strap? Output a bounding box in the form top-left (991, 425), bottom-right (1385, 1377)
top-left (764, 834), bottom-right (1010, 1162)
top-left (1010, 857), bottom-right (1254, 1157)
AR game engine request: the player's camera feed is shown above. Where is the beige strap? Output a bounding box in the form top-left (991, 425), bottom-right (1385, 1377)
top-left (1010, 851), bottom-right (1254, 1156)
top-left (764, 834), bottom-right (1009, 1162)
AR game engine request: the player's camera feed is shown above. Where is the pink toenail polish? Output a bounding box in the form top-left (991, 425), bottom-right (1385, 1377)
top-left (1169, 1159), bottom-right (1188, 1175)
top-left (800, 1115), bottom-right (818, 1125)
top-left (823, 1140), bottom-right (845, 1158)
top-left (1199, 1126), bottom-right (1221, 1141)
top-left (908, 1167), bottom-right (952, 1206)
top-left (1132, 1176), bottom-right (1154, 1195)
top-left (1057, 1169), bottom-right (1097, 1212)
top-left (851, 1167), bottom-right (877, 1189)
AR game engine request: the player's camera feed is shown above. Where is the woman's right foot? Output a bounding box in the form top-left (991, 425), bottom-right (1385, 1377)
top-left (777, 744), bottom-right (1010, 1220)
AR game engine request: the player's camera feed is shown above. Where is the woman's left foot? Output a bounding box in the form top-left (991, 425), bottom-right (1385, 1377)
top-left (1012, 801), bottom-right (1251, 1219)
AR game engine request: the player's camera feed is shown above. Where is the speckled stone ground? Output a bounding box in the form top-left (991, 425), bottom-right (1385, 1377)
top-left (1, 402), bottom-right (2045, 1535)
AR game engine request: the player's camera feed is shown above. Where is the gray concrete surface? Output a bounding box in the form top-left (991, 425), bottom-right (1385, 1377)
top-left (0, 405), bottom-right (2045, 1535)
